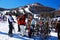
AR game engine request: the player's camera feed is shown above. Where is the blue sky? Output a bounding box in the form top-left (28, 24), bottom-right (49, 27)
top-left (0, 0), bottom-right (60, 10)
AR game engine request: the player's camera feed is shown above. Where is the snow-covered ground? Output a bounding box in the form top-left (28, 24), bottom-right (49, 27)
top-left (0, 16), bottom-right (58, 40)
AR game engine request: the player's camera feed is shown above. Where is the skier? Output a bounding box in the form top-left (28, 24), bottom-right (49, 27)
top-left (28, 19), bottom-right (32, 38)
top-left (56, 20), bottom-right (60, 40)
top-left (0, 14), bottom-right (3, 21)
top-left (19, 14), bottom-right (26, 36)
top-left (28, 16), bottom-right (35, 38)
top-left (3, 15), bottom-right (7, 21)
top-left (31, 16), bottom-right (35, 36)
top-left (8, 13), bottom-right (16, 37)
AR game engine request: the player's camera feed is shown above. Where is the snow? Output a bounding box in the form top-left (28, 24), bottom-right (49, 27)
top-left (19, 9), bottom-right (24, 13)
top-left (0, 15), bottom-right (58, 40)
top-left (0, 21), bottom-right (34, 40)
top-left (50, 31), bottom-right (57, 37)
top-left (24, 8), bottom-right (30, 13)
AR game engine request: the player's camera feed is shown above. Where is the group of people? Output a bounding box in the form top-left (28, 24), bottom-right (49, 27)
top-left (7, 13), bottom-right (59, 39)
top-left (8, 13), bottom-right (35, 38)
top-left (7, 13), bottom-right (50, 38)
top-left (0, 14), bottom-right (7, 21)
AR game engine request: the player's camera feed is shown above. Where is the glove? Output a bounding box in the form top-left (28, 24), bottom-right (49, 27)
top-left (13, 21), bottom-right (16, 23)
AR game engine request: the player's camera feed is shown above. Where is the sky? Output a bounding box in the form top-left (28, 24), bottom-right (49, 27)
top-left (0, 0), bottom-right (60, 10)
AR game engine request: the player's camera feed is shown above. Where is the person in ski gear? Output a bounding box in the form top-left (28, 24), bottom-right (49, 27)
top-left (8, 13), bottom-right (16, 37)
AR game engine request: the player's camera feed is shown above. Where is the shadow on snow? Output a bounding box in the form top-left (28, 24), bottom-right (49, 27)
top-left (0, 31), bottom-right (58, 40)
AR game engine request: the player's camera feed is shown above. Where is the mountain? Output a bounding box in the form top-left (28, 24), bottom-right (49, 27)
top-left (0, 8), bottom-right (6, 11)
top-left (0, 8), bottom-right (10, 11)
top-left (0, 3), bottom-right (55, 16)
top-left (28, 3), bottom-right (55, 14)
top-left (0, 3), bottom-right (55, 11)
